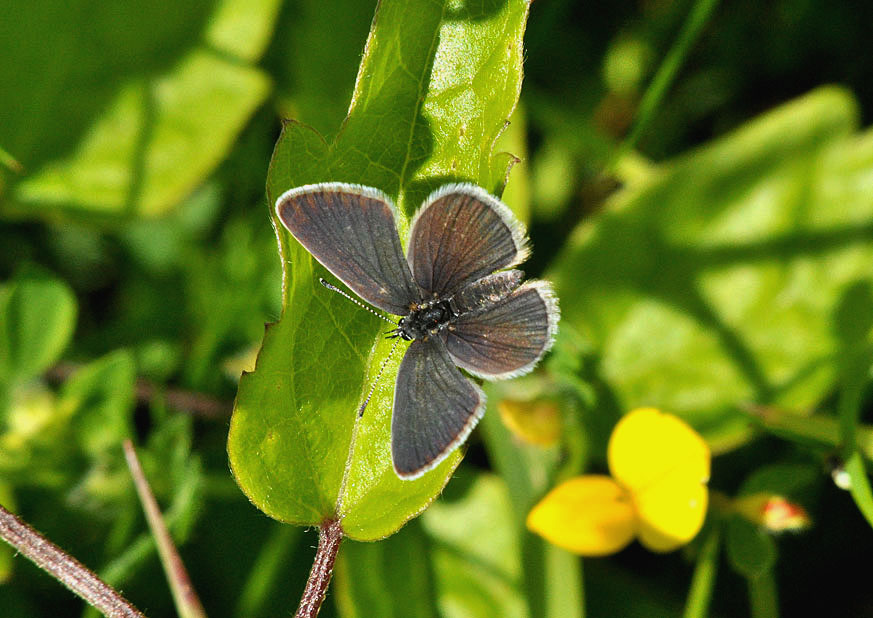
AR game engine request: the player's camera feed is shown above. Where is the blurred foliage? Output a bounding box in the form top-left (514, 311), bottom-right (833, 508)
top-left (1, 0), bottom-right (873, 616)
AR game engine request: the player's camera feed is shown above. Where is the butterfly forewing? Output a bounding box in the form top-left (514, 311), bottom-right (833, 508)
top-left (276, 183), bottom-right (421, 316)
top-left (442, 281), bottom-right (559, 379)
top-left (392, 337), bottom-right (485, 479)
top-left (407, 184), bottom-right (530, 297)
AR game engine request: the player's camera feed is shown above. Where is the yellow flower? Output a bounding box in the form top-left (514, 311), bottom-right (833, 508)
top-left (527, 407), bottom-right (710, 555)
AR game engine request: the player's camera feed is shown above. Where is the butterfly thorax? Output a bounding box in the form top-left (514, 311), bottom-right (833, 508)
top-left (393, 270), bottom-right (524, 341)
top-left (393, 299), bottom-right (454, 340)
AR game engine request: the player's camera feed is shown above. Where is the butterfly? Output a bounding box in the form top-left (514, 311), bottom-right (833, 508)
top-left (275, 182), bottom-right (559, 479)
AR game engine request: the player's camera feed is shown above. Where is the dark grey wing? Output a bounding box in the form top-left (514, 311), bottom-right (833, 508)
top-left (442, 281), bottom-right (559, 380)
top-left (392, 337), bottom-right (485, 479)
top-left (275, 183), bottom-right (421, 315)
top-left (407, 184), bottom-right (530, 297)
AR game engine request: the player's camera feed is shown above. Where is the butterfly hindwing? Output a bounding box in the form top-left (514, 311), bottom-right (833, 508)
top-left (442, 281), bottom-right (559, 379)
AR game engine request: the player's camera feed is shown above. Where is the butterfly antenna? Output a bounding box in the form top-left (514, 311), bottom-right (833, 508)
top-left (358, 337), bottom-right (402, 417)
top-left (319, 278), bottom-right (397, 325)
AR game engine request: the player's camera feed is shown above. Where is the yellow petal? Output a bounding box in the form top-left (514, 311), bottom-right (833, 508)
top-left (608, 407), bottom-right (710, 494)
top-left (608, 408), bottom-right (711, 552)
top-left (634, 476), bottom-right (708, 552)
top-left (527, 476), bottom-right (636, 556)
top-left (498, 398), bottom-right (561, 446)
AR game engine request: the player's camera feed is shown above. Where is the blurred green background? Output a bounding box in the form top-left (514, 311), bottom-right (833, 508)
top-left (2, 0), bottom-right (873, 616)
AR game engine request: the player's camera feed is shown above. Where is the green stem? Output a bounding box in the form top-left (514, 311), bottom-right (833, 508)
top-left (610, 0), bottom-right (721, 170)
top-left (748, 572), bottom-right (779, 618)
top-left (480, 404), bottom-right (583, 618)
top-left (683, 525), bottom-right (721, 618)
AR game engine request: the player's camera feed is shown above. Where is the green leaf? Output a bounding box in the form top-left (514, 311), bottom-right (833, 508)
top-left (228, 0), bottom-right (530, 540)
top-left (235, 525), bottom-right (303, 618)
top-left (58, 350), bottom-right (136, 454)
top-left (747, 570), bottom-right (779, 618)
top-left (551, 87), bottom-right (873, 449)
top-left (204, 0), bottom-right (282, 62)
top-left (0, 267), bottom-right (76, 386)
top-left (87, 415), bottom-right (203, 599)
top-left (1, 0), bottom-right (276, 219)
top-left (268, 0), bottom-right (378, 140)
top-left (0, 351), bottom-right (134, 503)
top-left (0, 384), bottom-right (66, 484)
top-left (335, 521), bottom-right (438, 618)
top-left (737, 462), bottom-right (818, 499)
top-left (421, 474), bottom-right (527, 618)
top-left (843, 453), bottom-right (873, 529)
top-left (725, 516), bottom-right (776, 579)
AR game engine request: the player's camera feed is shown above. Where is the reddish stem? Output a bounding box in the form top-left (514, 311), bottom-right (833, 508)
top-left (123, 440), bottom-right (207, 618)
top-left (0, 503), bottom-right (145, 617)
top-left (295, 519), bottom-right (344, 618)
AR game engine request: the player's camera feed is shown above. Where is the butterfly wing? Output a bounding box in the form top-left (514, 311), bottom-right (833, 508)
top-left (407, 184), bottom-right (530, 297)
top-left (276, 183), bottom-right (421, 315)
top-left (442, 281), bottom-right (559, 379)
top-left (392, 337), bottom-right (485, 479)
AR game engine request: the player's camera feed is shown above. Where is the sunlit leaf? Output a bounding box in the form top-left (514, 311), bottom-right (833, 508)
top-left (228, 0), bottom-right (530, 540)
top-left (422, 474), bottom-right (526, 618)
top-left (1, 0), bottom-right (275, 219)
top-left (551, 87), bottom-right (873, 449)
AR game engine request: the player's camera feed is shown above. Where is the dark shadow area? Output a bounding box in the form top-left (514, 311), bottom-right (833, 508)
top-left (263, 0), bottom-right (377, 141)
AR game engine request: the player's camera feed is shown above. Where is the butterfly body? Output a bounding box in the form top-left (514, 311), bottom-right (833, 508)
top-left (275, 182), bottom-right (559, 479)
top-left (393, 269), bottom-right (525, 341)
top-left (393, 300), bottom-right (456, 341)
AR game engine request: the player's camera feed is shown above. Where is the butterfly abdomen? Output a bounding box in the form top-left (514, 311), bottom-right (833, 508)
top-left (450, 270), bottom-right (524, 316)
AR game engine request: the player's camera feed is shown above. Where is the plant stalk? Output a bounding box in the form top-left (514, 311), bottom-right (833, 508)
top-left (0, 503), bottom-right (145, 617)
top-left (295, 519), bottom-right (344, 618)
top-left (123, 440), bottom-right (206, 618)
